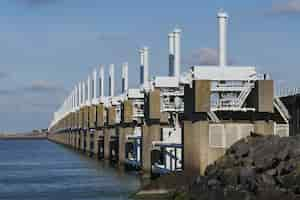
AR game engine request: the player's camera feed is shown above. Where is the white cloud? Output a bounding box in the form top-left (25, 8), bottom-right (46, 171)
top-left (271, 0), bottom-right (300, 14)
top-left (16, 0), bottom-right (59, 7)
top-left (183, 48), bottom-right (234, 66)
top-left (25, 80), bottom-right (65, 93)
top-left (0, 80), bottom-right (66, 113)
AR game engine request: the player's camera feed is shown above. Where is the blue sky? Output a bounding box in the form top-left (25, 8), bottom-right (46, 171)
top-left (0, 0), bottom-right (299, 132)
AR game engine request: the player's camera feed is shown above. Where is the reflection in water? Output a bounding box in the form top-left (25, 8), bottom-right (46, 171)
top-left (0, 140), bottom-right (146, 200)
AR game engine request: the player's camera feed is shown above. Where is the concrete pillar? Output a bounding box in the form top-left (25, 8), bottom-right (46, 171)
top-left (71, 132), bottom-right (74, 147)
top-left (81, 131), bottom-right (85, 152)
top-left (184, 121), bottom-right (227, 176)
top-left (93, 131), bottom-right (100, 157)
top-left (70, 133), bottom-right (73, 146)
top-left (142, 124), bottom-right (161, 173)
top-left (73, 132), bottom-right (76, 148)
top-left (104, 128), bottom-right (111, 160)
top-left (184, 120), bottom-right (209, 176)
top-left (74, 132), bottom-right (77, 149)
top-left (78, 132), bottom-right (81, 150)
top-left (86, 131), bottom-right (91, 155)
top-left (119, 127), bottom-right (133, 164)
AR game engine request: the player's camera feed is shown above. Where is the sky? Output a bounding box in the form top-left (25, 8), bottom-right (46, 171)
top-left (0, 0), bottom-right (299, 133)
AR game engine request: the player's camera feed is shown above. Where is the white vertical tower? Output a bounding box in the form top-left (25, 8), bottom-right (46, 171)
top-left (168, 32), bottom-right (175, 76)
top-left (143, 47), bottom-right (149, 87)
top-left (75, 85), bottom-right (78, 109)
top-left (72, 89), bottom-right (75, 111)
top-left (217, 10), bottom-right (228, 67)
top-left (139, 49), bottom-right (145, 85)
top-left (73, 87), bottom-right (76, 110)
top-left (109, 64), bottom-right (115, 97)
top-left (82, 81), bottom-right (86, 106)
top-left (74, 89), bottom-right (76, 110)
top-left (87, 75), bottom-right (91, 105)
top-left (122, 62), bottom-right (129, 93)
top-left (173, 28), bottom-right (181, 78)
top-left (93, 69), bottom-right (97, 102)
top-left (78, 82), bottom-right (82, 107)
top-left (99, 65), bottom-right (104, 98)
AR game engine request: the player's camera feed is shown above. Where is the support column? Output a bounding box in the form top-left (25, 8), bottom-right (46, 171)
top-left (119, 127), bottom-right (133, 164)
top-left (81, 131), bottom-right (85, 152)
top-left (77, 131), bottom-right (81, 150)
top-left (104, 128), bottom-right (111, 160)
top-left (75, 131), bottom-right (78, 149)
top-left (93, 130), bottom-right (100, 158)
top-left (71, 132), bottom-right (74, 148)
top-left (184, 120), bottom-right (210, 176)
top-left (142, 124), bottom-right (161, 173)
top-left (86, 131), bottom-right (91, 155)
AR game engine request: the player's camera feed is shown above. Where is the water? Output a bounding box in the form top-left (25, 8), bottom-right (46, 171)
top-left (0, 140), bottom-right (143, 200)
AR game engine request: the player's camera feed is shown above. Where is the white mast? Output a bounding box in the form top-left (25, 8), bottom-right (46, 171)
top-left (93, 69), bottom-right (97, 102)
top-left (218, 10), bottom-right (228, 67)
top-left (168, 32), bottom-right (175, 76)
top-left (99, 65), bottom-right (104, 98)
top-left (173, 28), bottom-right (181, 78)
top-left (87, 75), bottom-right (91, 105)
top-left (122, 62), bottom-right (129, 93)
top-left (143, 47), bottom-right (149, 87)
top-left (109, 64), bottom-right (115, 97)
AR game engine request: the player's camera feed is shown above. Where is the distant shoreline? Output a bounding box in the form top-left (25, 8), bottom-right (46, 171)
top-left (0, 137), bottom-right (47, 140)
top-left (0, 133), bottom-right (47, 140)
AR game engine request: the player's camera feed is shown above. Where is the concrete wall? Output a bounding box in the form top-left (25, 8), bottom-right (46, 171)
top-left (119, 127), bottom-right (133, 164)
top-left (89, 105), bottom-right (97, 128)
top-left (93, 131), bottom-right (101, 155)
top-left (184, 121), bottom-right (209, 176)
top-left (248, 80), bottom-right (274, 113)
top-left (97, 104), bottom-right (105, 127)
top-left (144, 89), bottom-right (161, 121)
top-left (142, 124), bottom-right (161, 173)
top-left (108, 107), bottom-right (116, 126)
top-left (184, 121), bottom-right (259, 176)
top-left (122, 100), bottom-right (133, 123)
top-left (104, 128), bottom-right (117, 160)
top-left (254, 120), bottom-right (275, 136)
top-left (194, 80), bottom-right (211, 112)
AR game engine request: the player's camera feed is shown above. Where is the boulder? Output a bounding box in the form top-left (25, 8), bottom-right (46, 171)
top-left (172, 135), bottom-right (300, 200)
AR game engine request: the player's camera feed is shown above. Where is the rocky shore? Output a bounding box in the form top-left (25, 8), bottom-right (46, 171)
top-left (135, 135), bottom-right (300, 200)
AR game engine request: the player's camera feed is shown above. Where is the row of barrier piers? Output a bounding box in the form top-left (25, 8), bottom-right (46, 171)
top-left (48, 10), bottom-right (290, 177)
top-left (48, 79), bottom-right (290, 177)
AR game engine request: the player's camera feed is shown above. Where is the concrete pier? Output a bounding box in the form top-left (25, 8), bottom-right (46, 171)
top-left (142, 89), bottom-right (162, 173)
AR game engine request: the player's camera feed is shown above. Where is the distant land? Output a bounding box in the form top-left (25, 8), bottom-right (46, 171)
top-left (0, 129), bottom-right (48, 140)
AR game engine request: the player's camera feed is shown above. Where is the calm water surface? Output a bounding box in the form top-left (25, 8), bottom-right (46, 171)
top-left (0, 140), bottom-right (143, 200)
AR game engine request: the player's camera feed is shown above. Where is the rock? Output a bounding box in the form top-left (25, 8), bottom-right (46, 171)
top-left (220, 168), bottom-right (240, 186)
top-left (195, 176), bottom-right (203, 184)
top-left (171, 135), bottom-right (300, 200)
top-left (241, 157), bottom-right (254, 167)
top-left (256, 188), bottom-right (293, 200)
top-left (260, 174), bottom-right (276, 186)
top-left (228, 139), bottom-right (250, 158)
top-left (207, 179), bottom-right (221, 188)
top-left (239, 167), bottom-right (257, 192)
top-left (266, 169), bottom-right (277, 176)
top-left (280, 171), bottom-right (300, 189)
top-left (276, 146), bottom-right (289, 161)
top-left (224, 188), bottom-right (253, 200)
